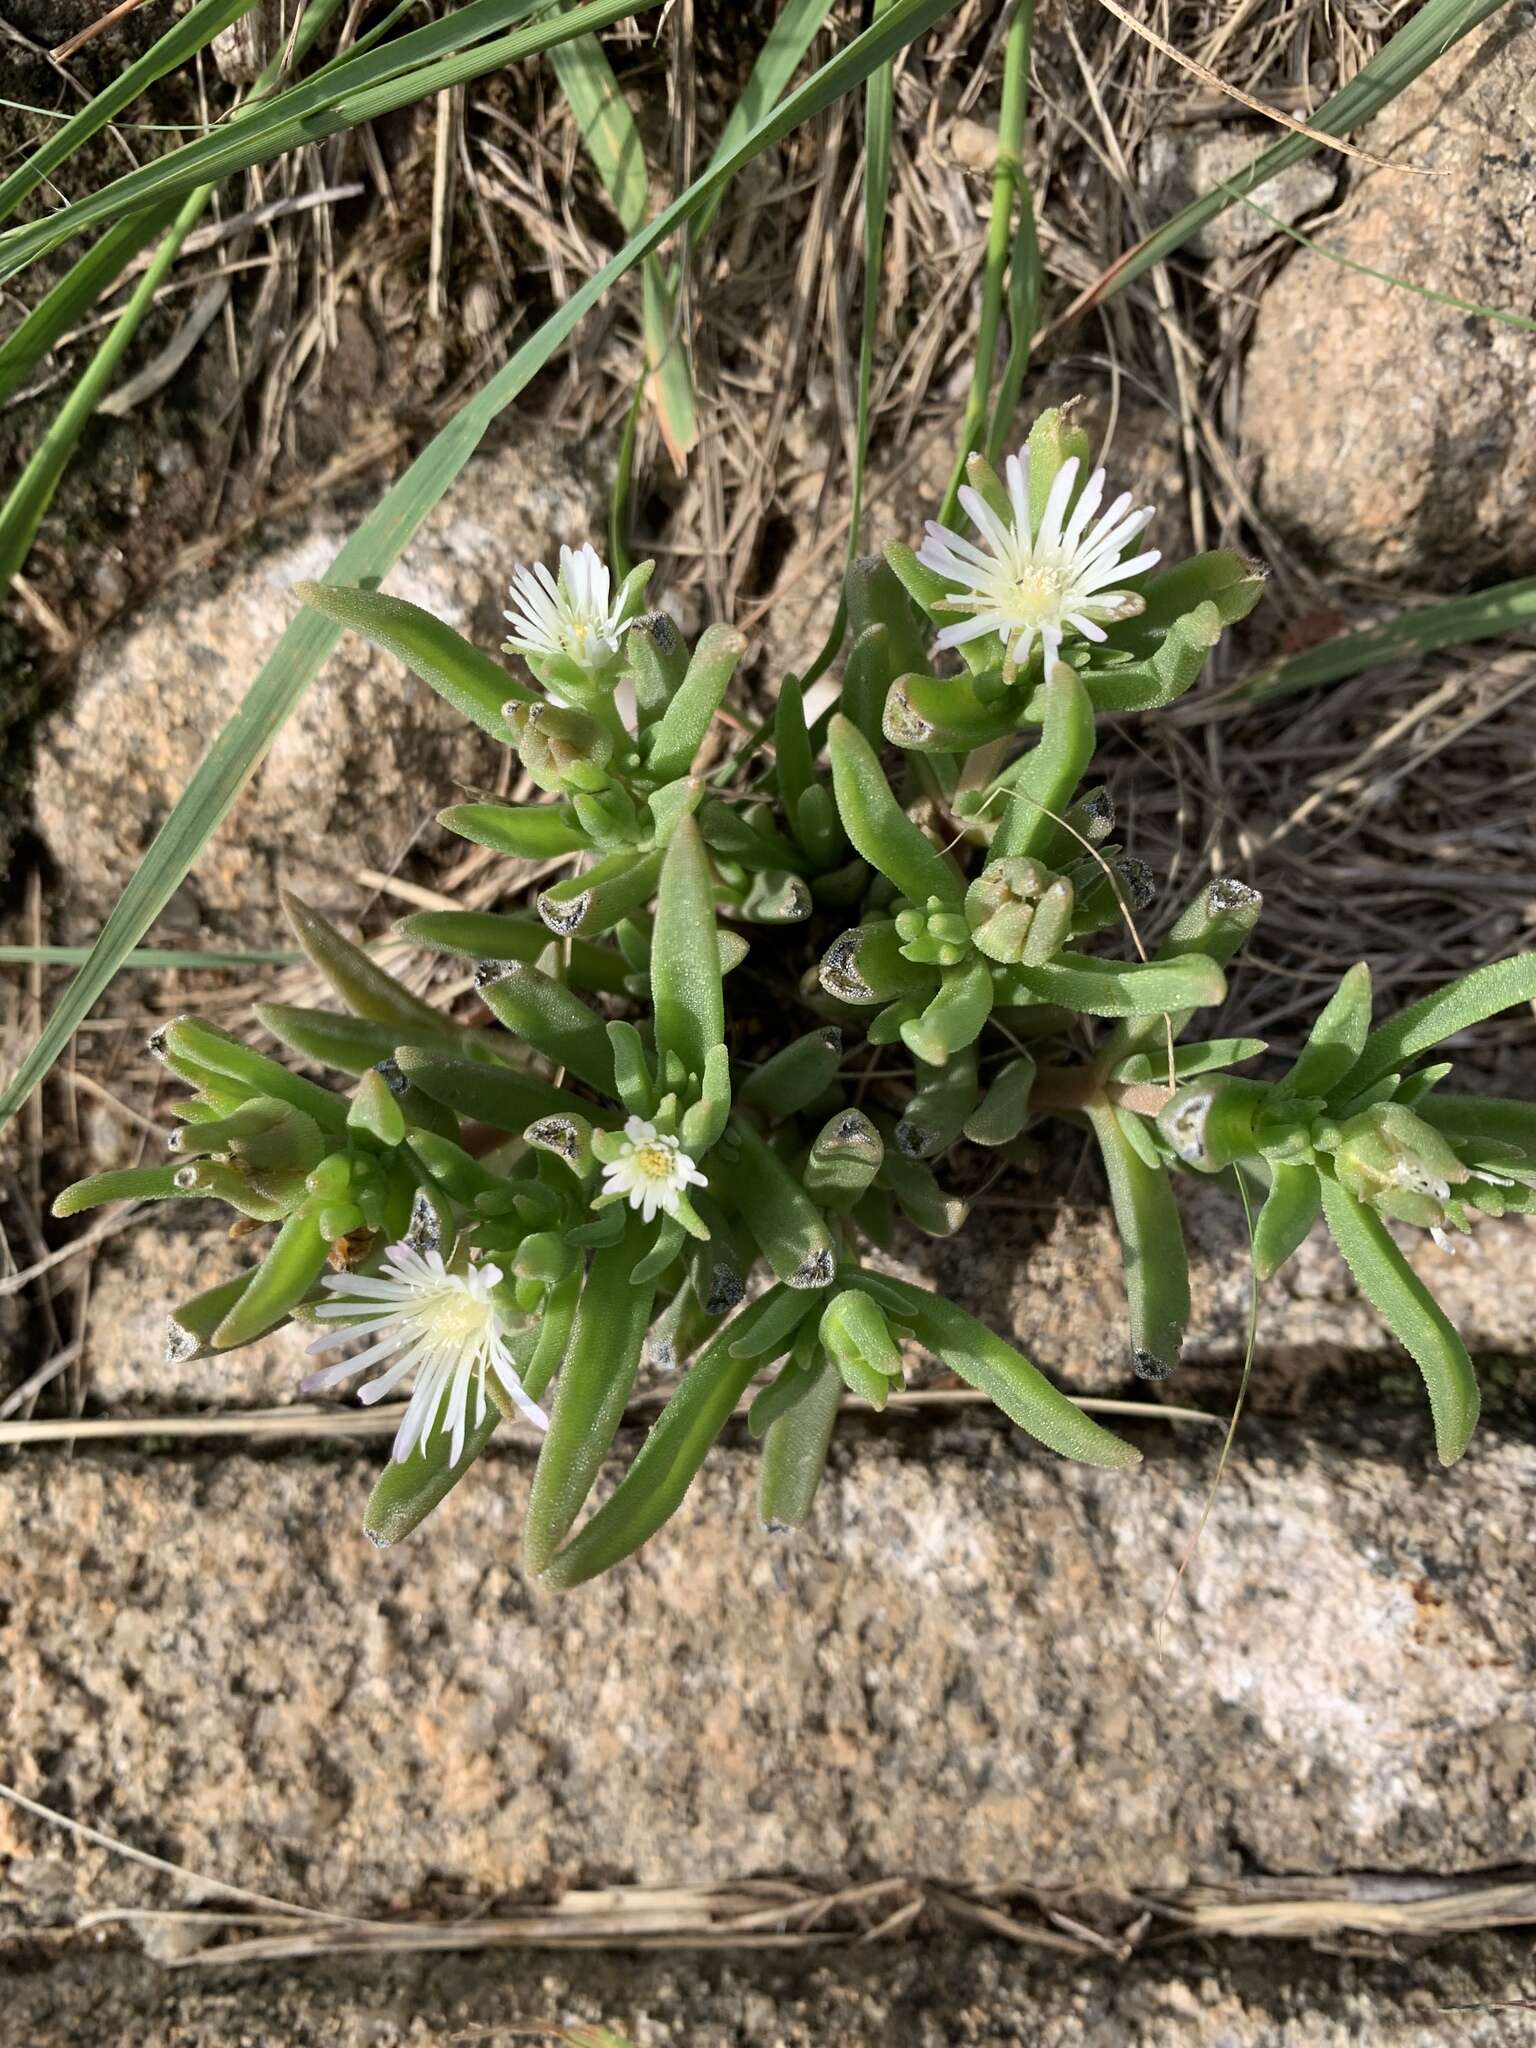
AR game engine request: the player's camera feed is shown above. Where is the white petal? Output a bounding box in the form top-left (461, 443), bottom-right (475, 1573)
top-left (957, 486), bottom-right (1015, 562)
top-left (936, 614), bottom-right (1007, 650)
top-left (1037, 456), bottom-right (1080, 552)
top-left (1004, 450), bottom-right (1031, 535)
top-left (1060, 465), bottom-right (1107, 555)
top-left (306, 1313), bottom-right (406, 1350)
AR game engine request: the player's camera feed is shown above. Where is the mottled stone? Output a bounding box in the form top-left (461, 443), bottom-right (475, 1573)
top-left (10, 1936), bottom-right (1536, 2047)
top-left (1141, 124), bottom-right (1337, 260)
top-left (82, 1218), bottom-right (301, 1410)
top-left (3, 1406), bottom-right (1535, 1928)
top-left (32, 440), bottom-right (601, 942)
top-left (1242, 18), bottom-right (1536, 579)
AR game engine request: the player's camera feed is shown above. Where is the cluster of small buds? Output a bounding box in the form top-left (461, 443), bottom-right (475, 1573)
top-left (895, 897), bottom-right (971, 968)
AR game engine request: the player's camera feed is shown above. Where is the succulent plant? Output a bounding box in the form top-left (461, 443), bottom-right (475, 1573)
top-left (55, 407), bottom-right (1536, 1582)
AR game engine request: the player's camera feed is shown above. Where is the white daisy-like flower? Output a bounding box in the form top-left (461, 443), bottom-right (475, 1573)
top-left (504, 541), bottom-right (626, 674)
top-left (917, 451), bottom-right (1161, 676)
top-left (599, 1116), bottom-right (707, 1225)
top-left (300, 1242), bottom-right (547, 1465)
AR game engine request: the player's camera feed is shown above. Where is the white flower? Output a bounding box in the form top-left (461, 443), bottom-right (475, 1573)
top-left (504, 541), bottom-right (626, 673)
top-left (917, 451), bottom-right (1161, 676)
top-left (599, 1116), bottom-right (707, 1224)
top-left (300, 1242), bottom-right (547, 1465)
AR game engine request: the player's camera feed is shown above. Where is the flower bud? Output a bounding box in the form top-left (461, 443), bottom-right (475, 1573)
top-left (963, 858), bottom-right (1054, 964)
top-left (227, 1102), bottom-right (328, 1173)
top-left (895, 894), bottom-right (973, 967)
top-left (507, 701), bottom-right (613, 794)
top-left (1329, 1104), bottom-right (1468, 1228)
top-left (512, 1230), bottom-right (579, 1312)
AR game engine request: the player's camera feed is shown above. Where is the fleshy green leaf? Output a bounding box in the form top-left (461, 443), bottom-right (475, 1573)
top-left (643, 626), bottom-right (746, 783)
top-left (1102, 878), bottom-right (1261, 1062)
top-left (295, 581), bottom-right (531, 737)
top-left (538, 847), bottom-right (666, 939)
top-left (896, 1046), bottom-right (978, 1158)
top-left (52, 1164), bottom-right (201, 1218)
top-left (211, 1205), bottom-right (330, 1348)
top-left (998, 952), bottom-right (1225, 1020)
top-left (256, 1003), bottom-right (488, 1077)
top-left (899, 959), bottom-right (994, 1064)
top-left (828, 714), bottom-right (961, 907)
top-left (1319, 1174), bottom-right (1479, 1465)
top-left (819, 1287), bottom-right (902, 1406)
top-left (1252, 1162), bottom-right (1323, 1282)
top-left (282, 890), bottom-right (445, 1034)
top-left (392, 1046), bottom-right (587, 1130)
top-left (994, 664), bottom-right (1095, 861)
top-left (542, 1285), bottom-right (795, 1585)
top-left (525, 1212), bottom-right (657, 1572)
top-left (714, 1115), bottom-right (836, 1289)
top-left (803, 1108), bottom-right (883, 1207)
top-left (1285, 962), bottom-right (1372, 1100)
top-left (854, 1266), bottom-right (1140, 1467)
top-left (1343, 955), bottom-right (1536, 1103)
top-left (364, 1398), bottom-right (502, 1546)
top-left (882, 669), bottom-right (1015, 754)
top-left (1087, 1107), bottom-right (1189, 1380)
top-left (963, 1054), bottom-right (1037, 1146)
top-left (737, 1027), bottom-right (843, 1121)
top-left (476, 962), bottom-right (616, 1093)
top-left (757, 1353), bottom-right (843, 1528)
top-left (1112, 1037), bottom-right (1266, 1086)
top-left (396, 908), bottom-right (627, 993)
top-left (438, 801), bottom-right (591, 859)
top-left (162, 1018), bottom-right (349, 1133)
top-left (649, 816), bottom-right (724, 1084)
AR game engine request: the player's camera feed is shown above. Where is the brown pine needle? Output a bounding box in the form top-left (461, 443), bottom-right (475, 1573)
top-left (51, 0), bottom-right (151, 63)
top-left (1094, 0), bottom-right (1412, 172)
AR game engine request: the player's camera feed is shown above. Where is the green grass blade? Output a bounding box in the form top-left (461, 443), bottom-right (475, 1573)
top-left (0, 0), bottom-right (635, 282)
top-left (0, 0), bottom-right (965, 1135)
top-left (848, 0), bottom-right (897, 553)
top-left (0, 944), bottom-right (304, 970)
top-left (547, 31), bottom-right (648, 229)
top-left (0, 0), bottom-right (347, 406)
top-left (1228, 187), bottom-right (1536, 337)
top-left (683, 0), bottom-right (832, 252)
top-left (1237, 576), bottom-right (1536, 707)
top-left (939, 0), bottom-right (1034, 518)
top-left (0, 0), bottom-right (352, 585)
top-left (609, 0), bottom-right (832, 552)
top-left (0, 185), bottom-right (212, 594)
top-left (548, 29), bottom-right (697, 468)
top-left (0, 0), bottom-right (257, 226)
top-left (1074, 0), bottom-right (1512, 318)
top-left (0, 206), bottom-right (180, 407)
